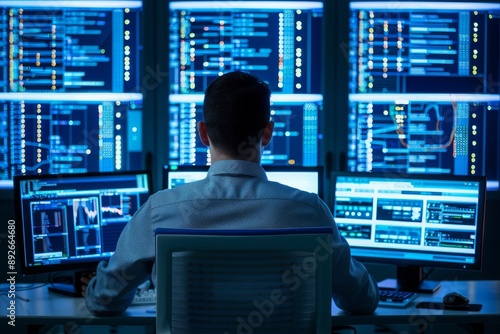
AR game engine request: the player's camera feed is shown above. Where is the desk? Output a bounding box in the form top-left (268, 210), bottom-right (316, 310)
top-left (1, 284), bottom-right (154, 333)
top-left (2, 280), bottom-right (500, 333)
top-left (332, 280), bottom-right (500, 333)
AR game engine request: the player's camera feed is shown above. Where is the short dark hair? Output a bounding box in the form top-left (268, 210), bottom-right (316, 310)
top-left (203, 71), bottom-right (271, 156)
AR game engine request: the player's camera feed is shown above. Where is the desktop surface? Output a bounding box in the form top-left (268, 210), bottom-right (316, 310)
top-left (4, 280), bottom-right (500, 330)
top-left (331, 280), bottom-right (500, 327)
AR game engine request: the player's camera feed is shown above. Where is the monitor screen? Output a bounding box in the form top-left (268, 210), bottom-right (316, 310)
top-left (14, 170), bottom-right (152, 277)
top-left (164, 164), bottom-right (324, 198)
top-left (332, 171), bottom-right (487, 292)
top-left (347, 1), bottom-right (500, 191)
top-left (0, 1), bottom-right (143, 188)
top-left (167, 1), bottom-right (323, 166)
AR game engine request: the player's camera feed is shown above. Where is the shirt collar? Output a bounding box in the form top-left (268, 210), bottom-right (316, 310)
top-left (208, 160), bottom-right (268, 180)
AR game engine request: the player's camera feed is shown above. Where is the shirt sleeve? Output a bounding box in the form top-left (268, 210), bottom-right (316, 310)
top-left (85, 200), bottom-right (155, 316)
top-left (318, 201), bottom-right (380, 314)
top-left (331, 236), bottom-right (380, 314)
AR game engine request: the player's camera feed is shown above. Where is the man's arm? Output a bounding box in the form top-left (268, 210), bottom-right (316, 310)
top-left (318, 201), bottom-right (379, 314)
top-left (331, 237), bottom-right (380, 314)
top-left (84, 201), bottom-right (155, 316)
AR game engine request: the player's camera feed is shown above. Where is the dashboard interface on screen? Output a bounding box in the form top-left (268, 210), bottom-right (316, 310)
top-left (14, 171), bottom-right (151, 274)
top-left (168, 1), bottom-right (323, 166)
top-left (0, 1), bottom-right (143, 188)
top-left (332, 172), bottom-right (486, 270)
top-left (347, 1), bottom-right (500, 191)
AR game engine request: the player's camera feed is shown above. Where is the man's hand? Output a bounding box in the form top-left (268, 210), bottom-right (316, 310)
top-left (80, 272), bottom-right (95, 297)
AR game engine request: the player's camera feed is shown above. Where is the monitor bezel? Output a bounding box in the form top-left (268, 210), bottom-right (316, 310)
top-left (331, 171), bottom-right (487, 271)
top-left (163, 164), bottom-right (325, 199)
top-left (13, 170), bottom-right (153, 275)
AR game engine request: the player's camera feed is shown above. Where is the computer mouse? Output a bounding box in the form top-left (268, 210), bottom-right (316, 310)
top-left (443, 292), bottom-right (469, 308)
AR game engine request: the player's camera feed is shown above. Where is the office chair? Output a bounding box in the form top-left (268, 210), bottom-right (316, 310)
top-left (155, 226), bottom-right (333, 334)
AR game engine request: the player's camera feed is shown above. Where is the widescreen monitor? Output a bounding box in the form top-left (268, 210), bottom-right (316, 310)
top-left (347, 1), bottom-right (500, 191)
top-left (0, 0), bottom-right (143, 187)
top-left (14, 170), bottom-right (152, 295)
top-left (167, 1), bottom-right (323, 166)
top-left (331, 171), bottom-right (487, 292)
top-left (163, 164), bottom-right (324, 198)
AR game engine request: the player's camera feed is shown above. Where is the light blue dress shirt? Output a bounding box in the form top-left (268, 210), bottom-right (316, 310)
top-left (85, 160), bottom-right (379, 315)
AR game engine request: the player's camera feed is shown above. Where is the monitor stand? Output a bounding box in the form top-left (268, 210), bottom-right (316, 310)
top-left (378, 265), bottom-right (441, 294)
top-left (47, 271), bottom-right (92, 298)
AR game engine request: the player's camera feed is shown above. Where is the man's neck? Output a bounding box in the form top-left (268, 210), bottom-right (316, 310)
top-left (209, 146), bottom-right (262, 164)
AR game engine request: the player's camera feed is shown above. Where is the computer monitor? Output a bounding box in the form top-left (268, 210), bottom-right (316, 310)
top-left (346, 1), bottom-right (500, 191)
top-left (167, 1), bottom-right (323, 166)
top-left (0, 0), bottom-right (143, 187)
top-left (163, 165), bottom-right (210, 189)
top-left (13, 170), bottom-right (152, 296)
top-left (163, 164), bottom-right (324, 198)
top-left (331, 171), bottom-right (487, 292)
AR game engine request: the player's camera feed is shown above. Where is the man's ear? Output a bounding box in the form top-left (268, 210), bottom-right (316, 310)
top-left (261, 121), bottom-right (274, 147)
top-left (197, 121), bottom-right (210, 146)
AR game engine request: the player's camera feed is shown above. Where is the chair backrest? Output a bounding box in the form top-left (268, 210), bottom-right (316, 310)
top-left (155, 227), bottom-right (333, 334)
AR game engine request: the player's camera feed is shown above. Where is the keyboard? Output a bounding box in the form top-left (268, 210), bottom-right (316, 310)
top-left (130, 289), bottom-right (156, 306)
top-left (378, 289), bottom-right (417, 307)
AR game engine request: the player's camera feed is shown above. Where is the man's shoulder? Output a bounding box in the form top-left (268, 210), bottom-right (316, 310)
top-left (263, 180), bottom-right (323, 203)
top-left (149, 179), bottom-right (208, 206)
